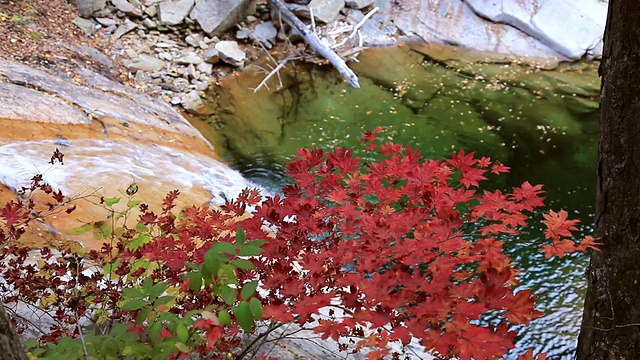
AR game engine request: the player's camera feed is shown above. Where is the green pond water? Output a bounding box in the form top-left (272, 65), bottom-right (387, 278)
top-left (197, 45), bottom-right (600, 359)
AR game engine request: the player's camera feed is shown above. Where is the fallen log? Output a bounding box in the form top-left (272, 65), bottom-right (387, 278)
top-left (268, 0), bottom-right (360, 88)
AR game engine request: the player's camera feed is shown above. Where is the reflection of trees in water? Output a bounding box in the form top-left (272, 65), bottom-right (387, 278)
top-left (273, 64), bottom-right (322, 144)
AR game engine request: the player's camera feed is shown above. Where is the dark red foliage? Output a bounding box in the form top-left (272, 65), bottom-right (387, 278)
top-left (233, 133), bottom-right (595, 359)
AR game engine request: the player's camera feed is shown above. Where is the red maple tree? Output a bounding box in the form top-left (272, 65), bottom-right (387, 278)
top-left (235, 127), bottom-right (597, 359)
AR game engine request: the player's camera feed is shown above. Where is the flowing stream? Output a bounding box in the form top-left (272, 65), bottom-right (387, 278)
top-left (193, 44), bottom-right (600, 359)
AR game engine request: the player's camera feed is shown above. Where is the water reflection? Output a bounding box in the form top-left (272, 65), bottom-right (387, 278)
top-left (201, 45), bottom-right (599, 359)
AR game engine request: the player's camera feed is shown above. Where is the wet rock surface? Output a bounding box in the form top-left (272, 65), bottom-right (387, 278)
top-left (0, 58), bottom-right (251, 251)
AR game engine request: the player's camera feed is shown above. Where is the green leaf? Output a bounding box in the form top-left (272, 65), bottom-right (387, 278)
top-left (218, 264), bottom-right (238, 285)
top-left (218, 309), bottom-right (231, 325)
top-left (135, 306), bottom-right (152, 324)
top-left (175, 342), bottom-right (189, 354)
top-left (183, 272), bottom-right (203, 292)
top-left (250, 297), bottom-right (263, 319)
top-left (203, 251), bottom-right (225, 275)
top-left (121, 299), bottom-right (147, 311)
top-left (208, 241), bottom-right (237, 255)
top-left (122, 287), bottom-right (144, 299)
top-left (176, 323), bottom-right (189, 343)
top-left (67, 223), bottom-right (94, 236)
top-left (153, 295), bottom-right (173, 308)
top-left (236, 227), bottom-right (246, 247)
top-left (238, 246), bottom-right (262, 256)
top-left (135, 222), bottom-right (149, 233)
top-left (103, 260), bottom-right (121, 277)
top-left (232, 301), bottom-right (254, 333)
top-left (142, 277), bottom-right (153, 295)
top-left (94, 222), bottom-right (112, 240)
top-left (104, 197), bottom-right (121, 206)
top-left (231, 258), bottom-right (255, 270)
top-left (245, 240), bottom-right (267, 247)
top-left (241, 281), bottom-right (258, 300)
top-left (24, 338), bottom-right (38, 350)
top-left (148, 322), bottom-right (163, 342)
top-left (184, 262), bottom-right (200, 270)
top-left (219, 285), bottom-right (237, 306)
top-left (111, 323), bottom-right (134, 336)
top-left (201, 266), bottom-right (213, 287)
top-left (127, 199), bottom-right (142, 208)
top-left (148, 282), bottom-right (168, 301)
top-left (126, 233), bottom-right (150, 251)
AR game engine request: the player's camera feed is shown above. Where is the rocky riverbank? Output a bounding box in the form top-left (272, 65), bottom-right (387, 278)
top-left (62, 0), bottom-right (607, 115)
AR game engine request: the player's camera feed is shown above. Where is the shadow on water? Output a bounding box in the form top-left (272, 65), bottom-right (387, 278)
top-left (195, 44), bottom-right (600, 359)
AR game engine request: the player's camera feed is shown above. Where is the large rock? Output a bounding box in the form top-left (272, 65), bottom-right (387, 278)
top-left (110, 0), bottom-right (143, 17)
top-left (158, 0), bottom-right (195, 26)
top-left (352, 0), bottom-right (607, 61)
top-left (308, 0), bottom-right (344, 23)
top-left (69, 0), bottom-right (107, 17)
top-left (123, 54), bottom-right (166, 71)
top-left (464, 0), bottom-right (607, 59)
top-left (189, 0), bottom-right (257, 36)
top-left (253, 21), bottom-right (278, 49)
top-left (0, 57), bottom-right (252, 250)
top-left (215, 40), bottom-right (246, 66)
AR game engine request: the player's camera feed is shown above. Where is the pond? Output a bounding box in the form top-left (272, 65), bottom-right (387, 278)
top-left (193, 44), bottom-right (600, 359)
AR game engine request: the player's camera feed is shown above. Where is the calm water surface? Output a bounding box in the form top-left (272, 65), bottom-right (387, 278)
top-left (201, 45), bottom-right (600, 359)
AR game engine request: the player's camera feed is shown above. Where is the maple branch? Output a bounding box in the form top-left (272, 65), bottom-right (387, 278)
top-left (236, 321), bottom-right (285, 360)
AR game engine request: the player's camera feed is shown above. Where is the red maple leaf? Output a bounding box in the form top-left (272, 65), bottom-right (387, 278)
top-left (1, 201), bottom-right (25, 228)
top-left (313, 319), bottom-right (347, 341)
top-left (511, 182), bottom-right (545, 209)
top-left (542, 210), bottom-right (579, 240)
top-left (518, 349), bottom-right (548, 360)
top-left (502, 290), bottom-right (543, 325)
top-left (576, 235), bottom-right (601, 252)
top-left (491, 161), bottom-right (510, 174)
top-left (541, 239), bottom-right (578, 259)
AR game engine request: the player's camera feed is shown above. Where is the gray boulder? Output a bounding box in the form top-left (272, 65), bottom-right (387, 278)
top-left (112, 18), bottom-right (138, 39)
top-left (189, 0), bottom-right (257, 36)
top-left (158, 0), bottom-right (195, 26)
top-left (175, 51), bottom-right (203, 64)
top-left (72, 17), bottom-right (97, 36)
top-left (353, 0), bottom-right (608, 61)
top-left (215, 40), bottom-right (245, 66)
top-left (69, 0), bottom-right (107, 17)
top-left (253, 21), bottom-right (277, 49)
top-left (110, 0), bottom-right (143, 17)
top-left (308, 0), bottom-right (344, 23)
top-left (464, 0), bottom-right (607, 59)
top-left (345, 0), bottom-right (373, 9)
top-left (384, 0), bottom-right (565, 60)
top-left (123, 54), bottom-right (167, 71)
top-left (203, 47), bottom-right (220, 64)
top-left (182, 90), bottom-right (214, 115)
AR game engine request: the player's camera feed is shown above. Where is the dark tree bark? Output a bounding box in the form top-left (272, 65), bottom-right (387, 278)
top-left (0, 302), bottom-right (26, 360)
top-left (577, 1), bottom-right (640, 358)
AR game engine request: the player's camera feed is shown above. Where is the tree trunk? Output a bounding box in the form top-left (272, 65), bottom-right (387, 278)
top-left (577, 1), bottom-right (640, 358)
top-left (0, 302), bottom-right (26, 360)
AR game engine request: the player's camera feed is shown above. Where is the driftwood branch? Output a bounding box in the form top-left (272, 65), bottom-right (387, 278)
top-left (269, 0), bottom-right (360, 88)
